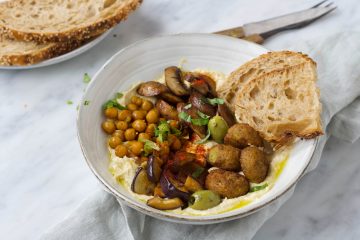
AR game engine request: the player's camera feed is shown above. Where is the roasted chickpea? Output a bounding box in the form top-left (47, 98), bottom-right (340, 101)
top-left (104, 107), bottom-right (118, 119)
top-left (132, 120), bottom-right (147, 132)
top-left (127, 103), bottom-right (138, 111)
top-left (171, 138), bottom-right (182, 151)
top-left (118, 110), bottom-right (132, 122)
top-left (146, 123), bottom-right (157, 137)
top-left (125, 128), bottom-right (136, 141)
top-left (146, 109), bottom-right (159, 124)
top-left (169, 120), bottom-right (179, 128)
top-left (132, 110), bottom-right (146, 120)
top-left (129, 141), bottom-right (144, 156)
top-left (141, 100), bottom-right (153, 111)
top-left (138, 132), bottom-right (151, 141)
top-left (116, 121), bottom-right (128, 131)
top-left (108, 136), bottom-right (121, 148)
top-left (115, 145), bottom-right (127, 157)
top-left (102, 120), bottom-right (116, 134)
top-left (131, 96), bottom-right (143, 106)
top-left (112, 130), bottom-right (125, 141)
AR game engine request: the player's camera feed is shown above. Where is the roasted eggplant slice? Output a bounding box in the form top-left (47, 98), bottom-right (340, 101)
top-left (164, 66), bottom-right (189, 96)
top-left (217, 103), bottom-right (236, 127)
top-left (160, 92), bottom-right (183, 105)
top-left (137, 81), bottom-right (169, 97)
top-left (189, 91), bottom-right (216, 117)
top-left (147, 155), bottom-right (163, 183)
top-left (131, 167), bottom-right (156, 195)
top-left (156, 99), bottom-right (178, 120)
top-left (147, 197), bottom-right (184, 210)
top-left (160, 170), bottom-right (191, 202)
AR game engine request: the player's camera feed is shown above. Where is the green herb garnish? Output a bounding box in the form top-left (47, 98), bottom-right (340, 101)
top-left (195, 129), bottom-right (211, 144)
top-left (192, 167), bottom-right (205, 178)
top-left (207, 98), bottom-right (224, 105)
top-left (83, 73), bottom-right (91, 83)
top-left (197, 111), bottom-right (210, 119)
top-left (140, 139), bottom-right (160, 156)
top-left (184, 103), bottom-right (192, 110)
top-left (66, 100), bottom-right (73, 105)
top-left (179, 111), bottom-right (191, 122)
top-left (155, 121), bottom-right (171, 142)
top-left (170, 127), bottom-right (182, 136)
top-left (84, 100), bottom-right (90, 106)
top-left (191, 118), bottom-right (209, 126)
top-left (250, 183), bottom-right (268, 192)
top-left (103, 99), bottom-right (126, 110)
top-left (116, 92), bottom-right (124, 99)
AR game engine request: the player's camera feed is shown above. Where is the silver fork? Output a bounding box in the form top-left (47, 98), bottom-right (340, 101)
top-left (215, 0), bottom-right (337, 43)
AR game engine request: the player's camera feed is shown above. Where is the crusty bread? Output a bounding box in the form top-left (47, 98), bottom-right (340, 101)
top-left (234, 61), bottom-right (323, 143)
top-left (0, 36), bottom-right (83, 66)
top-left (0, 0), bottom-right (141, 43)
top-left (218, 51), bottom-right (316, 111)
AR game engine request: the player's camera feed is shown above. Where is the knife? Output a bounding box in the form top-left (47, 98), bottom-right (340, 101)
top-left (215, 0), bottom-right (336, 44)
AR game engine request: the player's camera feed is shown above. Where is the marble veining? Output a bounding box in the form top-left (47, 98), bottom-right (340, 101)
top-left (0, 0), bottom-right (359, 239)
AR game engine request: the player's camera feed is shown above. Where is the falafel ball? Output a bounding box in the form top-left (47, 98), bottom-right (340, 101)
top-left (205, 169), bottom-right (249, 198)
top-left (207, 144), bottom-right (241, 171)
top-left (240, 146), bottom-right (269, 183)
top-left (224, 123), bottom-right (263, 149)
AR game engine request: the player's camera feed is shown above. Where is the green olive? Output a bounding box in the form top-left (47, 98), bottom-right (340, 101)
top-left (208, 115), bottom-right (229, 143)
top-left (189, 190), bottom-right (221, 210)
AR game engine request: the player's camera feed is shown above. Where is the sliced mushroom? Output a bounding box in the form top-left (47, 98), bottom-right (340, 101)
top-left (160, 92), bottom-right (183, 105)
top-left (217, 103), bottom-right (236, 127)
top-left (147, 197), bottom-right (184, 210)
top-left (165, 66), bottom-right (189, 96)
top-left (185, 73), bottom-right (218, 97)
top-left (156, 99), bottom-right (179, 120)
top-left (189, 91), bottom-right (216, 117)
top-left (185, 106), bottom-right (207, 138)
top-left (137, 81), bottom-right (169, 96)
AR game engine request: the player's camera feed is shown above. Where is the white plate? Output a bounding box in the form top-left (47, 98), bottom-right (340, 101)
top-left (77, 33), bottom-right (317, 224)
top-left (0, 29), bottom-right (112, 70)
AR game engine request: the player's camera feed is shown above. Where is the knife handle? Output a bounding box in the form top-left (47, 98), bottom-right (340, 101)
top-left (214, 26), bottom-right (264, 44)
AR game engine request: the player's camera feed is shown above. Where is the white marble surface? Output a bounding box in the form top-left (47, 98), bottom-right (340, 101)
top-left (1, 0), bottom-right (360, 239)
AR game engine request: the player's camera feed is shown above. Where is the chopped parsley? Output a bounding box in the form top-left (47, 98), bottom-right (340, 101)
top-left (84, 100), bottom-right (90, 106)
top-left (116, 92), bottom-right (124, 99)
top-left (103, 99), bottom-right (126, 110)
top-left (191, 118), bottom-right (209, 126)
top-left (83, 73), bottom-right (91, 83)
top-left (250, 183), bottom-right (268, 192)
top-left (170, 127), bottom-right (182, 136)
top-left (140, 139), bottom-right (160, 156)
top-left (179, 111), bottom-right (191, 122)
top-left (155, 121), bottom-right (171, 142)
top-left (207, 97), bottom-right (224, 105)
top-left (66, 100), bottom-right (73, 105)
top-left (192, 167), bottom-right (205, 178)
top-left (184, 103), bottom-right (192, 110)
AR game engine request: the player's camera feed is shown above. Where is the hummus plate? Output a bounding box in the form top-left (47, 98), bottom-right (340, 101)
top-left (77, 33), bottom-right (317, 224)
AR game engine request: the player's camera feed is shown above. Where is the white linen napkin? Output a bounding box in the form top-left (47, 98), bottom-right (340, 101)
top-left (40, 31), bottom-right (360, 240)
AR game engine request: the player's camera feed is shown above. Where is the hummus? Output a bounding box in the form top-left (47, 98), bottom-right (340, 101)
top-left (108, 68), bottom-right (291, 215)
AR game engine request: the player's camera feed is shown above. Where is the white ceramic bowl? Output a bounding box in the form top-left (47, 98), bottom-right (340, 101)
top-left (77, 33), bottom-right (317, 224)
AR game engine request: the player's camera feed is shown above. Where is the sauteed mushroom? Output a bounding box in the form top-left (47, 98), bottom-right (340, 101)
top-left (189, 91), bottom-right (216, 117)
top-left (156, 99), bottom-right (178, 120)
top-left (137, 81), bottom-right (169, 96)
top-left (160, 92), bottom-right (183, 104)
top-left (185, 73), bottom-right (217, 97)
top-left (184, 106), bottom-right (207, 138)
top-left (165, 66), bottom-right (189, 96)
top-left (217, 103), bottom-right (236, 127)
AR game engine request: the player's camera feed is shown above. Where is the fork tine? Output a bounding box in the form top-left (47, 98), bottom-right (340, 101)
top-left (300, 6), bottom-right (337, 27)
top-left (325, 2), bottom-right (335, 7)
top-left (311, 0), bottom-right (328, 8)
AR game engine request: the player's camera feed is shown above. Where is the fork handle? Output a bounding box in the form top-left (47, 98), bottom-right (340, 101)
top-left (214, 26), bottom-right (264, 44)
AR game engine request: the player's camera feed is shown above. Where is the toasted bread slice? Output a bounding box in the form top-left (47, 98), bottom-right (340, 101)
top-left (218, 51), bottom-right (316, 111)
top-left (234, 61), bottom-right (323, 143)
top-left (0, 36), bottom-right (83, 66)
top-left (0, 0), bottom-right (141, 43)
